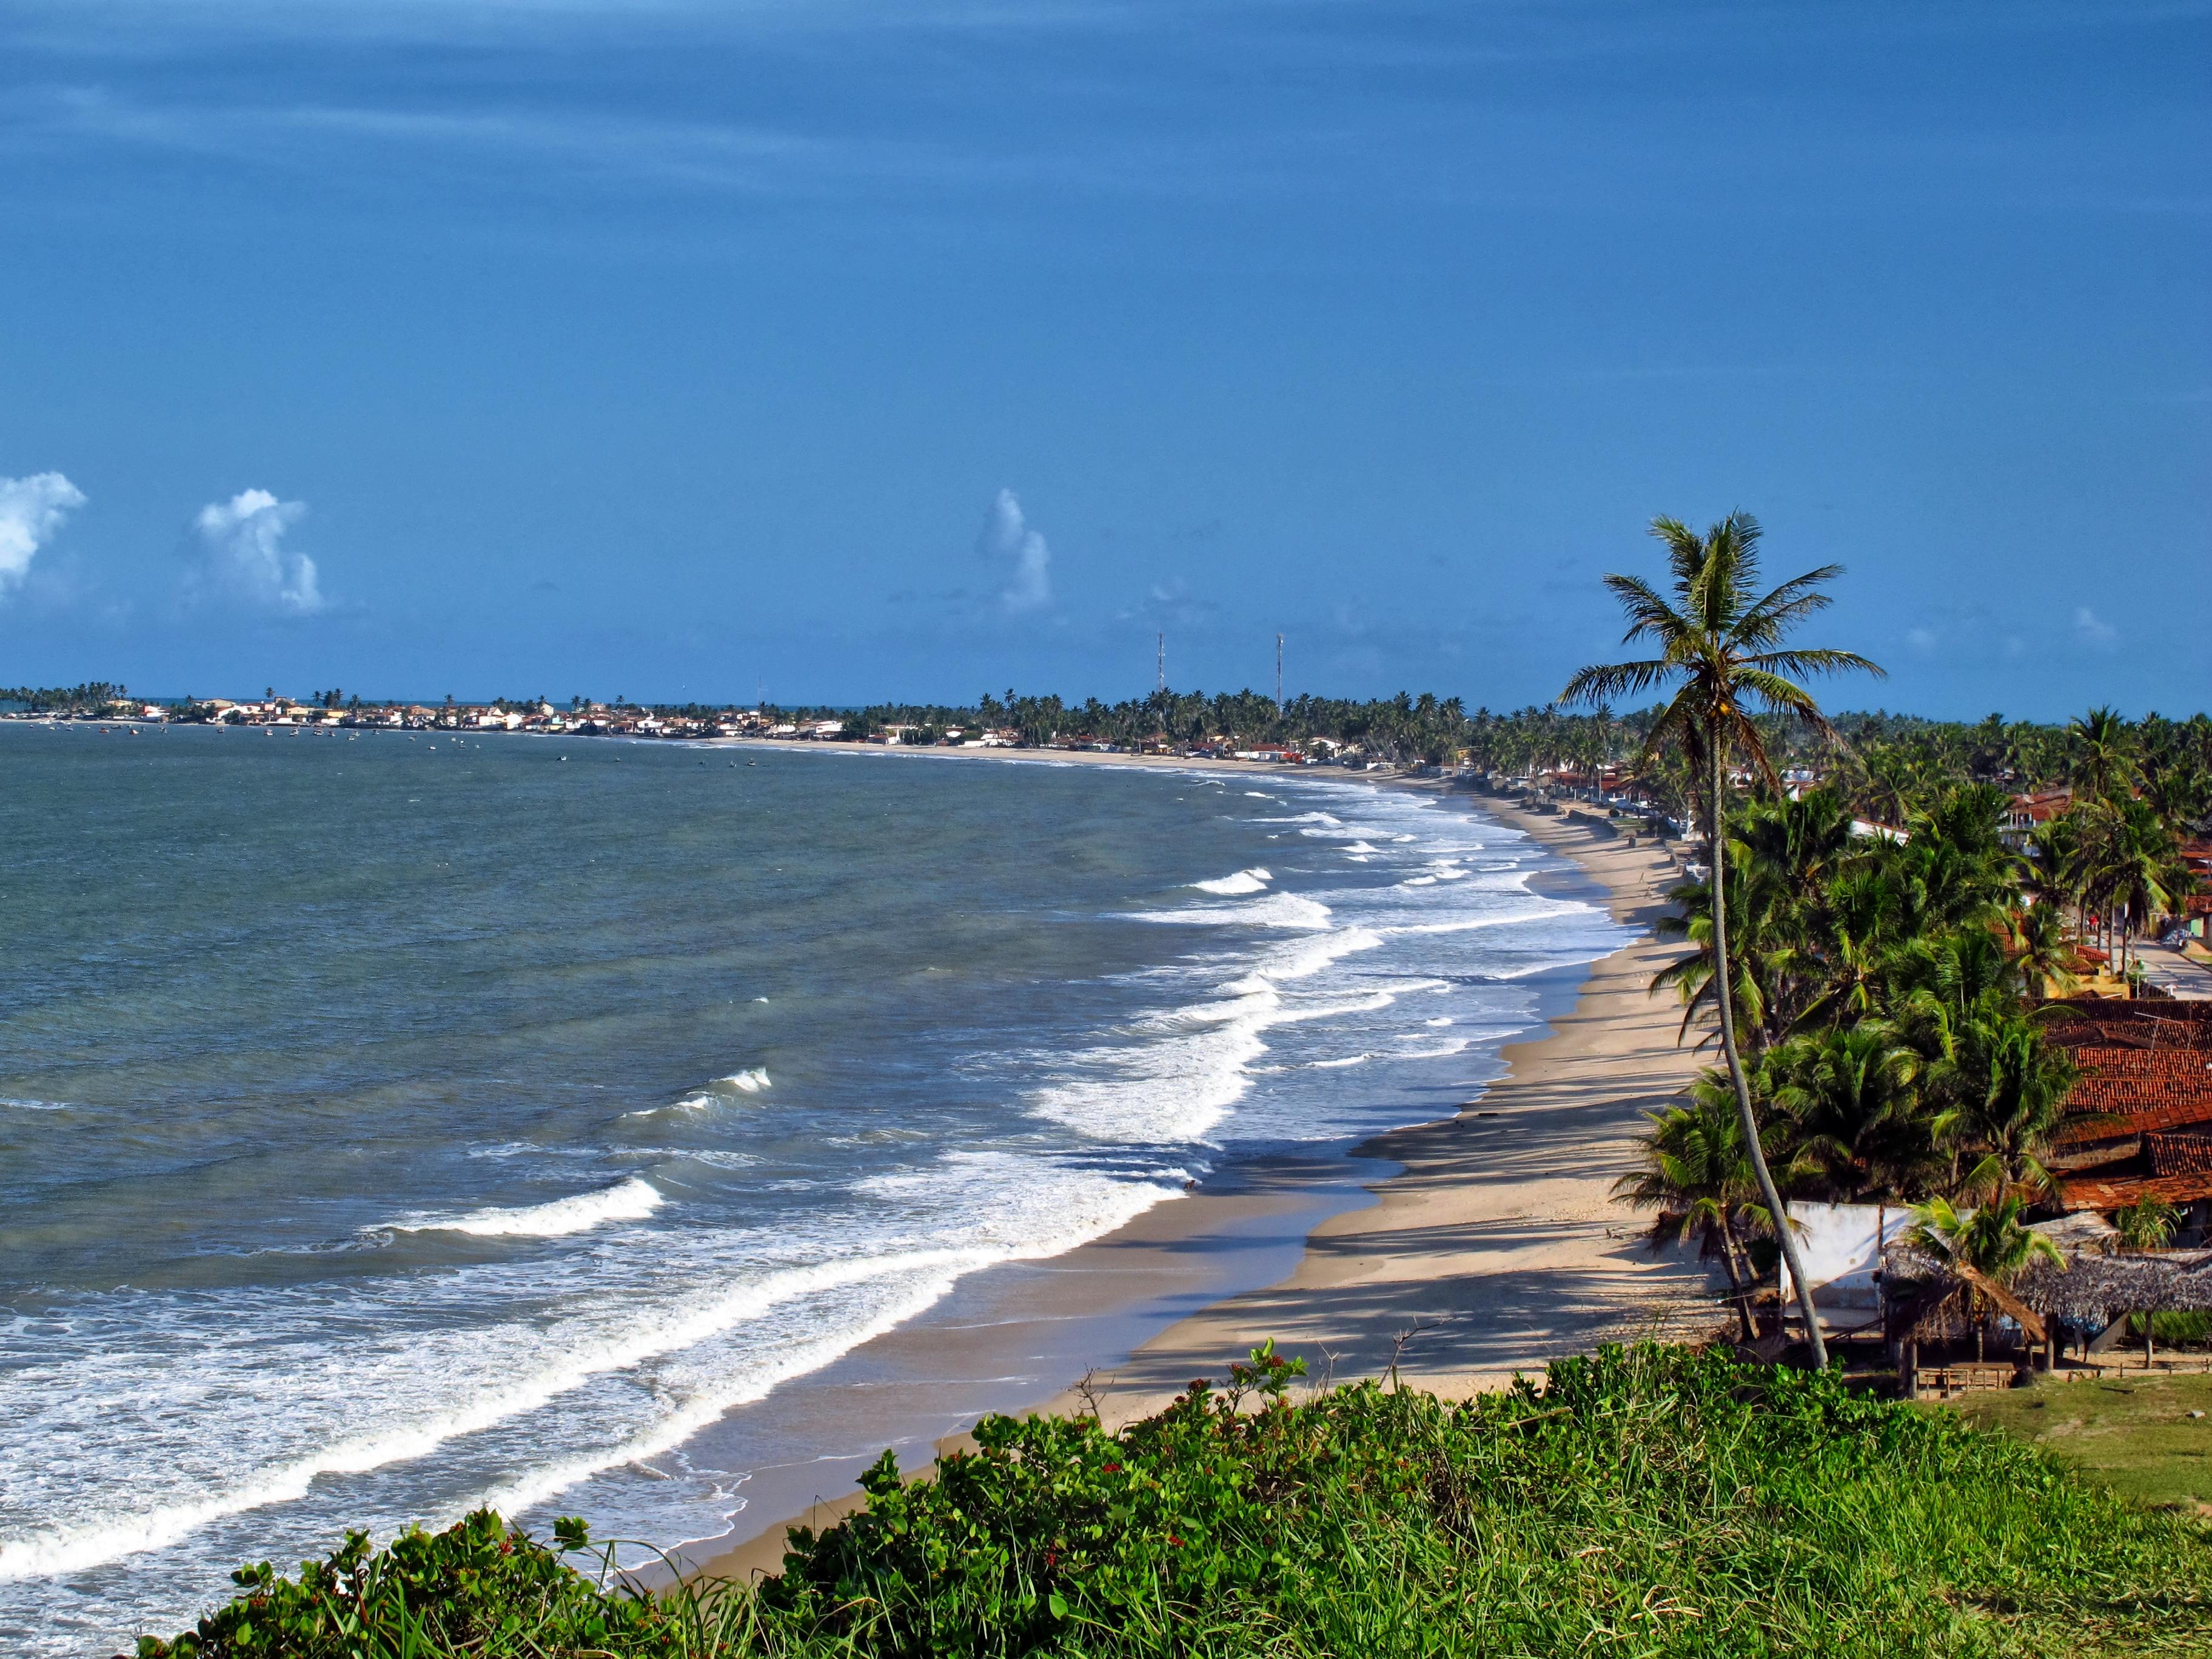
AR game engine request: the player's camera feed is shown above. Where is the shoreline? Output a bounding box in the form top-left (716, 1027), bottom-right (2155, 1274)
top-left (1039, 799), bottom-right (1717, 1423)
top-left (681, 789), bottom-right (1716, 1586)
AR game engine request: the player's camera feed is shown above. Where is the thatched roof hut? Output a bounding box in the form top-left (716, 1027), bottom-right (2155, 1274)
top-left (2015, 1248), bottom-right (2212, 1329)
top-left (1884, 1258), bottom-right (2048, 1349)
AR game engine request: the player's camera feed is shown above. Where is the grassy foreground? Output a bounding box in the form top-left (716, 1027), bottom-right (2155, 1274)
top-left (138, 1344), bottom-right (2212, 1658)
top-left (1952, 1370), bottom-right (2212, 1513)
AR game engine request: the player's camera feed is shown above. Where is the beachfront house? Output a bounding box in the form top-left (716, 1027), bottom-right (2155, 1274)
top-left (2001, 788), bottom-right (2075, 851)
top-left (2180, 841), bottom-right (2212, 940)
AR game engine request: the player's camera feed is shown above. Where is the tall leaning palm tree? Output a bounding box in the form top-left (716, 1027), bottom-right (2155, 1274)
top-left (1564, 512), bottom-right (1882, 1366)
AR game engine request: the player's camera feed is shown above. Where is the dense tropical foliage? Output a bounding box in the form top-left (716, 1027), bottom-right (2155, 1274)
top-left (1620, 745), bottom-right (2200, 1326)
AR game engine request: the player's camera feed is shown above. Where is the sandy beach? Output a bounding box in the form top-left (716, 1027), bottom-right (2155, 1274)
top-left (1053, 797), bottom-right (1719, 1423)
top-left (682, 778), bottom-right (1720, 1583)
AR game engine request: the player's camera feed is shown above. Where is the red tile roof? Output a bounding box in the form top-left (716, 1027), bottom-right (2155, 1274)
top-left (2057, 1170), bottom-right (2212, 1211)
top-left (2046, 1000), bottom-right (2212, 1211)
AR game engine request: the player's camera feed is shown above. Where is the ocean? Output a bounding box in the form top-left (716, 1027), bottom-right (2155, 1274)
top-left (0, 723), bottom-right (1623, 1652)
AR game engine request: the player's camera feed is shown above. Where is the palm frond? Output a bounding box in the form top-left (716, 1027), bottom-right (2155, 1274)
top-left (1560, 660), bottom-right (1672, 708)
top-left (1731, 563), bottom-right (1843, 640)
top-left (1718, 707), bottom-right (1785, 793)
top-left (1731, 668), bottom-right (1827, 722)
top-left (1600, 573), bottom-right (1686, 645)
top-left (1731, 577), bottom-right (1844, 651)
top-left (1647, 517), bottom-right (1706, 580)
top-left (1743, 648), bottom-right (1886, 682)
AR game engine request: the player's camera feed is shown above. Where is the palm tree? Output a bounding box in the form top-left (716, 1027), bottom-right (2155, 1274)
top-left (2101, 799), bottom-right (2190, 973)
top-left (2007, 902), bottom-right (2078, 999)
top-left (2113, 1195), bottom-right (2179, 1251)
top-left (1857, 745), bottom-right (1926, 829)
top-left (1930, 1013), bottom-right (2075, 1200)
top-left (2029, 813), bottom-right (2089, 942)
top-left (1612, 1087), bottom-right (1763, 1339)
top-left (1886, 923), bottom-right (2017, 1059)
top-left (1651, 843), bottom-right (1795, 1048)
top-left (2068, 706), bottom-right (2139, 803)
top-left (1814, 865), bottom-right (1905, 1029)
top-left (1564, 512), bottom-right (1882, 1365)
top-left (2143, 760), bottom-right (2209, 839)
top-left (1769, 1024), bottom-right (1932, 1207)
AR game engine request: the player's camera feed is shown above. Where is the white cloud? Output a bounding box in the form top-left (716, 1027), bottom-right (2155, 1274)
top-left (978, 487), bottom-right (1051, 613)
top-left (1116, 575), bottom-right (1221, 627)
top-left (0, 471), bottom-right (87, 595)
top-left (188, 489), bottom-right (324, 614)
top-left (2074, 606), bottom-right (2117, 646)
top-left (1905, 625), bottom-right (1936, 652)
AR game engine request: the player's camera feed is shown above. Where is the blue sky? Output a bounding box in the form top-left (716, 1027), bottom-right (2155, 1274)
top-left (0, 1), bottom-right (2204, 717)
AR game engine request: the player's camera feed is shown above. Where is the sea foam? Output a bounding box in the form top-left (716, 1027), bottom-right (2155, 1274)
top-left (391, 1176), bottom-right (663, 1239)
top-left (1127, 891), bottom-right (1332, 931)
top-left (1190, 866), bottom-right (1272, 895)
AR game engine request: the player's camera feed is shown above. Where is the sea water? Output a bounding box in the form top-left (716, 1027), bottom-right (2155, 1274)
top-left (0, 723), bottom-right (1623, 1650)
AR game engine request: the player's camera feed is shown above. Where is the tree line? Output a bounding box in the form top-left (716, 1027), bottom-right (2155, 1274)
top-left (0, 681), bottom-right (132, 712)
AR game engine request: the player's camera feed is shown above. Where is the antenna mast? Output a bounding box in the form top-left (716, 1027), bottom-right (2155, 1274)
top-left (1275, 632), bottom-right (1284, 713)
top-left (1157, 632), bottom-right (1165, 694)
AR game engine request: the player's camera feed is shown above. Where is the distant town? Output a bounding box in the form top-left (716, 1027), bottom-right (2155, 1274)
top-left (1, 685), bottom-right (1398, 768)
top-left (9, 682), bottom-right (2210, 833)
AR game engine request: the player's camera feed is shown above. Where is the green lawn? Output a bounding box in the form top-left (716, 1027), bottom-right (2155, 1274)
top-left (1952, 1371), bottom-right (2212, 1511)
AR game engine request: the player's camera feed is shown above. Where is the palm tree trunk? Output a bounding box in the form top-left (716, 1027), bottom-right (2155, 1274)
top-left (1709, 737), bottom-right (1828, 1367)
top-left (1720, 1222), bottom-right (1755, 1341)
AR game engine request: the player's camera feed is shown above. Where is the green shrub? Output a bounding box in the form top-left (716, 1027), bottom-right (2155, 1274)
top-left (132, 1510), bottom-right (706, 1659)
top-left (2128, 1310), bottom-right (2212, 1346)
top-left (140, 1343), bottom-right (2212, 1658)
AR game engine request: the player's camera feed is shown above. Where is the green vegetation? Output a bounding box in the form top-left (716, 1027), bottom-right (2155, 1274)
top-left (141, 1344), bottom-right (2212, 1658)
top-left (1619, 768), bottom-right (2191, 1333)
top-left (0, 680), bottom-right (134, 713)
top-left (1909, 1193), bottom-right (2063, 1280)
top-left (1569, 521), bottom-right (2204, 1359)
top-left (2131, 1312), bottom-right (2212, 1346)
top-left (1832, 706), bottom-right (2212, 832)
top-left (2114, 1197), bottom-right (2182, 1252)
top-left (846, 688), bottom-right (1490, 765)
top-left (1954, 1371), bottom-right (2212, 1512)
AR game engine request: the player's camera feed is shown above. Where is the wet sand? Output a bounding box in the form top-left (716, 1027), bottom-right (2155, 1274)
top-left (680, 789), bottom-right (1718, 1584)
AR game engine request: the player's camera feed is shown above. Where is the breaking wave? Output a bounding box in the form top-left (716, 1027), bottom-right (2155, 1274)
top-left (1190, 867), bottom-right (1272, 896)
top-left (389, 1177), bottom-right (663, 1239)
